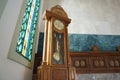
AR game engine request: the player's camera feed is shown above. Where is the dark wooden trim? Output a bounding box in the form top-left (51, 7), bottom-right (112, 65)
top-left (70, 51), bottom-right (120, 73)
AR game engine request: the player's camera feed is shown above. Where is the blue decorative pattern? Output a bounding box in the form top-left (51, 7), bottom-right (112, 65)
top-left (68, 34), bottom-right (120, 52)
top-left (37, 33), bottom-right (120, 53)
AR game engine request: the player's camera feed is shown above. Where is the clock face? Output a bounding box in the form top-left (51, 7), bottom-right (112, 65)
top-left (54, 19), bottom-right (64, 30)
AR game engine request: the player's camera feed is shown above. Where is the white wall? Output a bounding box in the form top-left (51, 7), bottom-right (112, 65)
top-left (39, 0), bottom-right (120, 35)
top-left (0, 0), bottom-right (32, 80)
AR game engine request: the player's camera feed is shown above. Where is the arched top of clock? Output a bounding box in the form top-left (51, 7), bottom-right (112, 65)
top-left (42, 5), bottom-right (71, 25)
top-left (51, 5), bottom-right (68, 18)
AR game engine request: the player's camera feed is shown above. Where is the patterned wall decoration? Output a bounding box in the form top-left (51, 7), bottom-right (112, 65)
top-left (16, 0), bottom-right (40, 61)
top-left (68, 34), bottom-right (120, 52)
top-left (37, 32), bottom-right (120, 53)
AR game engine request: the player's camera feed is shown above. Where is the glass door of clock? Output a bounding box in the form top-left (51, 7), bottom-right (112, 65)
top-left (52, 31), bottom-right (64, 64)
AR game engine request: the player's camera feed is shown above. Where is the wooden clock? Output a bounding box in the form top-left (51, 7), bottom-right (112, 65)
top-left (37, 5), bottom-right (77, 80)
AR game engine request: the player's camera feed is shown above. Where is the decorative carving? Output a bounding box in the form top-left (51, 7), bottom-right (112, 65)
top-left (70, 52), bottom-right (120, 73)
top-left (91, 45), bottom-right (99, 51)
top-left (92, 58), bottom-right (105, 68)
top-left (109, 59), bottom-right (120, 67)
top-left (99, 60), bottom-right (104, 67)
top-left (115, 60), bottom-right (119, 67)
top-left (109, 60), bottom-right (114, 67)
top-left (94, 60), bottom-right (99, 67)
top-left (74, 60), bottom-right (80, 67)
top-left (80, 60), bottom-right (86, 67)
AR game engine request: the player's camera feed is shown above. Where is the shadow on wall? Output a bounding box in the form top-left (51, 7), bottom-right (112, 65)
top-left (0, 0), bottom-right (8, 18)
top-left (37, 32), bottom-right (44, 54)
top-left (24, 67), bottom-right (32, 80)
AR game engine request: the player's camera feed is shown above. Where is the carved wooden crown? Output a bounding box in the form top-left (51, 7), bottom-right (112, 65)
top-left (51, 5), bottom-right (68, 18)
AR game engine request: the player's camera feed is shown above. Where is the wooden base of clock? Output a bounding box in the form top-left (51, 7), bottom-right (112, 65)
top-left (37, 63), bottom-right (76, 80)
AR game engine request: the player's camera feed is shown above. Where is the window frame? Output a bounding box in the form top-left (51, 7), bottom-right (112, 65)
top-left (8, 0), bottom-right (40, 68)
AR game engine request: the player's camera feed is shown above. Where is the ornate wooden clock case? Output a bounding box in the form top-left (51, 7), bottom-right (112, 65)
top-left (37, 5), bottom-right (76, 80)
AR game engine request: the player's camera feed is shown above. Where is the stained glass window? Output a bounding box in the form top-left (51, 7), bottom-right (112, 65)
top-left (16, 0), bottom-right (40, 61)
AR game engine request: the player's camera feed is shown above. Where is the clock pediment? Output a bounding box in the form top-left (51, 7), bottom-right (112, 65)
top-left (51, 5), bottom-right (68, 18)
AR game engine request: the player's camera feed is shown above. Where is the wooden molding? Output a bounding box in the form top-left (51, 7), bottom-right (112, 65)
top-left (70, 51), bottom-right (120, 73)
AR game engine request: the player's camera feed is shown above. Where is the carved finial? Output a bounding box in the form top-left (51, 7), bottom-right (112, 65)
top-left (54, 5), bottom-right (62, 8)
top-left (91, 45), bottom-right (99, 51)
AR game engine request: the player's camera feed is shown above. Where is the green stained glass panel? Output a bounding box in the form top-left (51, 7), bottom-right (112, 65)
top-left (16, 0), bottom-right (40, 61)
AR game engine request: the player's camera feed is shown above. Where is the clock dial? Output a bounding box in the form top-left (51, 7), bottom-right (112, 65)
top-left (54, 19), bottom-right (64, 30)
